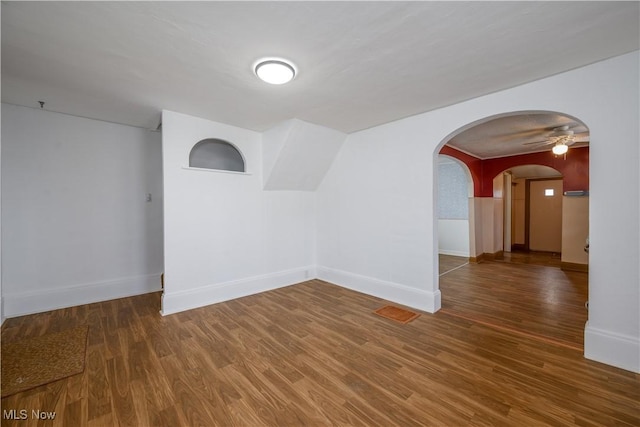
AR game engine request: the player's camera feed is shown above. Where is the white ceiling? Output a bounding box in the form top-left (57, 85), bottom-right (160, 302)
top-left (2, 1), bottom-right (639, 156)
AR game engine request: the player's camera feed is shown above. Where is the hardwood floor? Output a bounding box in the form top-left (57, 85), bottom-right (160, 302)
top-left (439, 253), bottom-right (587, 349)
top-left (497, 250), bottom-right (562, 268)
top-left (2, 279), bottom-right (638, 426)
top-left (438, 254), bottom-right (469, 275)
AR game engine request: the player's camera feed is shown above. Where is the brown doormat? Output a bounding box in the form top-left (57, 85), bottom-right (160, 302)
top-left (374, 305), bottom-right (420, 324)
top-left (1, 326), bottom-right (88, 398)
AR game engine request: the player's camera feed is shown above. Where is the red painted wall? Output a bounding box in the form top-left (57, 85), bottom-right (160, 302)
top-left (439, 146), bottom-right (589, 197)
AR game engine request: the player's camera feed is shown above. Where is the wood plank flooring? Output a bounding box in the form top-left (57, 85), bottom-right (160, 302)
top-left (439, 253), bottom-right (588, 349)
top-left (497, 250), bottom-right (562, 268)
top-left (438, 254), bottom-right (469, 275)
top-left (2, 279), bottom-right (638, 426)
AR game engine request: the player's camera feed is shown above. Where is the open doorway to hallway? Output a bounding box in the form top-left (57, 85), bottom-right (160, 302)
top-left (435, 111), bottom-right (590, 351)
top-left (438, 163), bottom-right (589, 349)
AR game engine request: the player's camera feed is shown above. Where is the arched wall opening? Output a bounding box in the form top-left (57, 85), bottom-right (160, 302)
top-left (434, 110), bottom-right (591, 351)
top-left (435, 110), bottom-right (589, 265)
top-left (437, 111), bottom-right (589, 197)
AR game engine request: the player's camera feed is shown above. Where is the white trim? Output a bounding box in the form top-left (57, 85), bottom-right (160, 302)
top-left (161, 266), bottom-right (315, 316)
top-left (584, 322), bottom-right (640, 373)
top-left (317, 266), bottom-right (441, 313)
top-left (2, 102), bottom-right (161, 131)
top-left (2, 273), bottom-right (163, 318)
top-left (182, 166), bottom-right (251, 176)
top-left (438, 249), bottom-right (470, 257)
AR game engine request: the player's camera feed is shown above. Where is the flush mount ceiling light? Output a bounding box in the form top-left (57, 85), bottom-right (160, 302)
top-left (254, 59), bottom-right (296, 85)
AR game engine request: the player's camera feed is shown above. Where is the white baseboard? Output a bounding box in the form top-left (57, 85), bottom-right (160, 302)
top-left (317, 266), bottom-right (441, 313)
top-left (584, 322), bottom-right (640, 373)
top-left (161, 266), bottom-right (314, 316)
top-left (2, 273), bottom-right (163, 318)
top-left (438, 249), bottom-right (470, 257)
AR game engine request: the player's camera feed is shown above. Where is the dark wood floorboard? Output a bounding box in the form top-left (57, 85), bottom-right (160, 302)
top-left (2, 278), bottom-right (637, 426)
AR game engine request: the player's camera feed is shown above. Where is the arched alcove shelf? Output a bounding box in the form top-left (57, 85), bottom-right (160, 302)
top-left (186, 138), bottom-right (247, 174)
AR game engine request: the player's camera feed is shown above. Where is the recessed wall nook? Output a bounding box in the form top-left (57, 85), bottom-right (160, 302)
top-left (188, 138), bottom-right (246, 173)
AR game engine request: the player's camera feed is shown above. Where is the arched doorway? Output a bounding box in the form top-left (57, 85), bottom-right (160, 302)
top-left (435, 111), bottom-right (590, 350)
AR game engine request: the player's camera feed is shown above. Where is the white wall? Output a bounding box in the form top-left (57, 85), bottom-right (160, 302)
top-left (161, 110), bottom-right (316, 315)
top-left (317, 51), bottom-right (639, 372)
top-left (316, 122), bottom-right (440, 312)
top-left (263, 119), bottom-right (346, 191)
top-left (466, 196), bottom-right (503, 258)
top-left (1, 104), bottom-right (164, 316)
top-left (0, 100), bottom-right (3, 325)
top-left (1, 37), bottom-right (3, 324)
top-left (438, 220), bottom-right (470, 257)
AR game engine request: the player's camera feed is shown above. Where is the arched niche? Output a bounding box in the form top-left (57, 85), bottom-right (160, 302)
top-left (189, 138), bottom-right (245, 172)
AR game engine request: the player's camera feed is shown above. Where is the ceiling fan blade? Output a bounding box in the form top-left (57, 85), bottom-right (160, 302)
top-left (522, 140), bottom-right (554, 146)
top-left (573, 133), bottom-right (589, 139)
top-left (500, 129), bottom-right (554, 141)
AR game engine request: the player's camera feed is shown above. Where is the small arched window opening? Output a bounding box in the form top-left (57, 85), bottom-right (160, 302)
top-left (189, 138), bottom-right (245, 172)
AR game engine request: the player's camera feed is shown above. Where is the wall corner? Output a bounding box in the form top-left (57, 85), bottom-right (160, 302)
top-left (584, 322), bottom-right (640, 373)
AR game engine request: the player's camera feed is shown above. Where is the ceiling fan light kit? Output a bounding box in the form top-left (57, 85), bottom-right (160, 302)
top-left (552, 142), bottom-right (569, 155)
top-left (520, 124), bottom-right (587, 156)
top-left (550, 128), bottom-right (574, 156)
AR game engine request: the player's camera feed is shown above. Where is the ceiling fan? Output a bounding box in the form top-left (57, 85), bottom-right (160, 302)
top-left (522, 125), bottom-right (589, 155)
